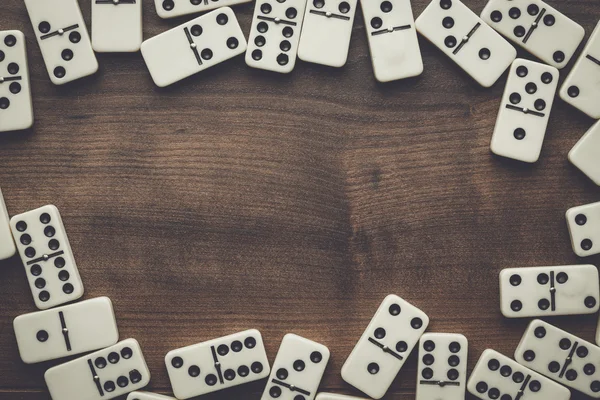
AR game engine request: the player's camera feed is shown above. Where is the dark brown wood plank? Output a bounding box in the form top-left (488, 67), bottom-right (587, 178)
top-left (1, 0), bottom-right (600, 399)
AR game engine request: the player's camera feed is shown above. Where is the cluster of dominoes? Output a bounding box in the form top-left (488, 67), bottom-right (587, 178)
top-left (1, 0), bottom-right (599, 168)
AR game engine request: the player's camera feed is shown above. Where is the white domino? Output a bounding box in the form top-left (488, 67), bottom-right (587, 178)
top-left (127, 392), bottom-right (176, 400)
top-left (261, 334), bottom-right (330, 400)
top-left (10, 205), bottom-right (84, 310)
top-left (481, 0), bottom-right (585, 69)
top-left (490, 59), bottom-right (558, 163)
top-left (515, 319), bottom-right (600, 398)
top-left (569, 120), bottom-right (600, 185)
top-left (297, 0), bottom-right (358, 67)
top-left (92, 0), bottom-right (143, 52)
top-left (467, 349), bottom-right (570, 400)
top-left (25, 0), bottom-right (98, 85)
top-left (415, 0), bottom-right (516, 88)
top-left (245, 0), bottom-right (307, 73)
top-left (416, 333), bottom-right (468, 400)
top-left (315, 395), bottom-right (367, 400)
top-left (560, 21), bottom-right (600, 119)
top-left (45, 338), bottom-right (151, 400)
top-left (499, 264), bottom-right (600, 318)
top-left (566, 201), bottom-right (600, 257)
top-left (13, 297), bottom-right (119, 364)
top-left (341, 294), bottom-right (430, 399)
top-left (165, 329), bottom-right (270, 399)
top-left (0, 30), bottom-right (33, 133)
top-left (0, 188), bottom-right (16, 260)
top-left (154, 0), bottom-right (252, 19)
top-left (141, 7), bottom-right (247, 87)
top-left (360, 0), bottom-right (422, 82)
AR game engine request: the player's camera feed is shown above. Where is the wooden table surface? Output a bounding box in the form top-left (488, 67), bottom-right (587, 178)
top-left (1, 0), bottom-right (600, 399)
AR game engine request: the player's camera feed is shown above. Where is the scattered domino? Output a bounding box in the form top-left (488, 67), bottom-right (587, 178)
top-left (360, 0), bottom-right (423, 82)
top-left (297, 0), bottom-right (358, 67)
top-left (141, 7), bottom-right (247, 87)
top-left (261, 334), bottom-right (330, 400)
top-left (490, 59), bottom-right (559, 163)
top-left (566, 201), bottom-right (600, 257)
top-left (245, 0), bottom-right (307, 73)
top-left (315, 395), bottom-right (367, 400)
top-left (165, 329), bottom-right (270, 399)
top-left (10, 205), bottom-right (84, 310)
top-left (499, 264), bottom-right (600, 318)
top-left (341, 294), bottom-right (429, 399)
top-left (92, 0), bottom-right (143, 52)
top-left (515, 319), bottom-right (600, 398)
top-left (0, 30), bottom-right (33, 133)
top-left (416, 333), bottom-right (468, 400)
top-left (569, 120), bottom-right (600, 185)
top-left (467, 348), bottom-right (570, 400)
top-left (415, 0), bottom-right (516, 88)
top-left (0, 188), bottom-right (16, 260)
top-left (127, 392), bottom-right (176, 400)
top-left (13, 297), bottom-right (118, 364)
top-left (481, 0), bottom-right (585, 69)
top-left (45, 338), bottom-right (151, 400)
top-left (153, 0), bottom-right (252, 19)
top-left (25, 0), bottom-right (98, 85)
top-left (560, 21), bottom-right (600, 119)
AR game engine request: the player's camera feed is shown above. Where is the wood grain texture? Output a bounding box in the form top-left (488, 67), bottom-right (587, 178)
top-left (1, 0), bottom-right (600, 398)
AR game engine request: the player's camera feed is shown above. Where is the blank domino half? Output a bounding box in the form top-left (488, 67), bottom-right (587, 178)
top-left (127, 392), bottom-right (176, 400)
top-left (569, 120), bottom-right (600, 186)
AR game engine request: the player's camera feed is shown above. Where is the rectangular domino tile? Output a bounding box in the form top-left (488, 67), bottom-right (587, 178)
top-left (261, 334), bottom-right (330, 400)
top-left (341, 294), bottom-right (429, 399)
top-left (165, 329), bottom-right (270, 399)
top-left (127, 392), bottom-right (176, 400)
top-left (245, 0), bottom-right (307, 73)
top-left (360, 0), bottom-right (423, 82)
top-left (490, 59), bottom-right (558, 163)
top-left (569, 120), bottom-right (600, 186)
top-left (45, 338), bottom-right (151, 400)
top-left (154, 0), bottom-right (252, 19)
top-left (416, 333), bottom-right (468, 400)
top-left (481, 0), bottom-right (584, 69)
top-left (515, 319), bottom-right (600, 398)
top-left (25, 0), bottom-right (98, 85)
top-left (297, 0), bottom-right (358, 67)
top-left (560, 21), bottom-right (600, 119)
top-left (499, 265), bottom-right (600, 318)
top-left (316, 395), bottom-right (368, 400)
top-left (566, 201), bottom-right (600, 257)
top-left (0, 30), bottom-right (34, 133)
top-left (141, 7), bottom-right (247, 87)
top-left (0, 188), bottom-right (16, 260)
top-left (14, 297), bottom-right (119, 364)
top-left (415, 0), bottom-right (516, 88)
top-left (10, 205), bottom-right (84, 310)
top-left (467, 349), bottom-right (570, 400)
top-left (92, 0), bottom-right (143, 52)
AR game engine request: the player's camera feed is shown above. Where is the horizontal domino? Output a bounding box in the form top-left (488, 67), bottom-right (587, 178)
top-left (566, 201), bottom-right (600, 257)
top-left (127, 392), bottom-right (176, 400)
top-left (315, 395), bottom-right (368, 400)
top-left (560, 21), bottom-right (600, 119)
top-left (569, 120), bottom-right (600, 185)
top-left (0, 30), bottom-right (34, 133)
top-left (45, 338), bottom-right (150, 400)
top-left (0, 188), bottom-right (16, 260)
top-left (141, 7), bottom-right (247, 87)
top-left (481, 0), bottom-right (585, 69)
top-left (92, 0), bottom-right (143, 52)
top-left (165, 329), bottom-right (270, 399)
top-left (467, 349), bottom-right (570, 400)
top-left (515, 319), bottom-right (600, 398)
top-left (499, 264), bottom-right (600, 318)
top-left (14, 297), bottom-right (119, 364)
top-left (10, 205), bottom-right (84, 309)
top-left (153, 0), bottom-right (252, 19)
